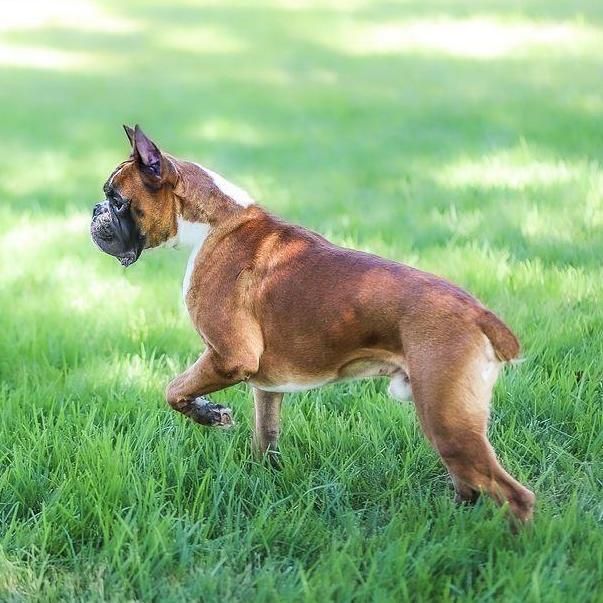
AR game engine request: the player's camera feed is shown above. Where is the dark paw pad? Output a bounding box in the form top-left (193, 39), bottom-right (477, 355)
top-left (188, 398), bottom-right (234, 428)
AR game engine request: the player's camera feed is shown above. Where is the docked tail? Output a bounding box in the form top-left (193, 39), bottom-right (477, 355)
top-left (478, 310), bottom-right (521, 362)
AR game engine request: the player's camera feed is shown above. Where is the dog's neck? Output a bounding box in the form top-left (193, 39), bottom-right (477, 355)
top-left (165, 158), bottom-right (258, 300)
top-left (168, 157), bottom-right (256, 249)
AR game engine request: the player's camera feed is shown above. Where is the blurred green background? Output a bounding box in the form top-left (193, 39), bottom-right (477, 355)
top-left (1, 1), bottom-right (602, 601)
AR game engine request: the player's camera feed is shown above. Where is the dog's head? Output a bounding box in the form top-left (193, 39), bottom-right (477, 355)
top-left (90, 125), bottom-right (178, 266)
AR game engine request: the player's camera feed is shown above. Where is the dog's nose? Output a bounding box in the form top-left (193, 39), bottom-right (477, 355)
top-left (92, 203), bottom-right (103, 218)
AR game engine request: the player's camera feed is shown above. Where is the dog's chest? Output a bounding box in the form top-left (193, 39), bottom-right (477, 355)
top-left (178, 218), bottom-right (210, 303)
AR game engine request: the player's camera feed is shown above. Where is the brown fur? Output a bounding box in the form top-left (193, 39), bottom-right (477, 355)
top-left (106, 128), bottom-right (535, 522)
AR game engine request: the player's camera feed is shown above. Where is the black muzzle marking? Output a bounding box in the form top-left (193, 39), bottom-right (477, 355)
top-left (90, 200), bottom-right (145, 267)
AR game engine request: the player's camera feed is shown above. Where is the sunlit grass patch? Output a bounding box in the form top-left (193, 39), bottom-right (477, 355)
top-left (0, 43), bottom-right (96, 71)
top-left (436, 151), bottom-right (587, 191)
top-left (191, 117), bottom-right (271, 147)
top-left (316, 17), bottom-right (603, 59)
top-left (0, 150), bottom-right (119, 213)
top-left (0, 0), bottom-right (137, 70)
top-left (156, 25), bottom-right (248, 54)
top-left (0, 0), bottom-right (138, 34)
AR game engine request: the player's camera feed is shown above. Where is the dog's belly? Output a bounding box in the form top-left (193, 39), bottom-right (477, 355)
top-left (250, 378), bottom-right (332, 393)
top-left (250, 354), bottom-right (402, 393)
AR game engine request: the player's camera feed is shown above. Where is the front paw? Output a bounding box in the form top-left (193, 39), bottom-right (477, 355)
top-left (187, 397), bottom-right (234, 428)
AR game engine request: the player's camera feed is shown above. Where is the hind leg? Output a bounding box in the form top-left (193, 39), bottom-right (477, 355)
top-left (451, 475), bottom-right (481, 505)
top-left (435, 428), bottom-right (534, 520)
top-left (410, 338), bottom-right (535, 522)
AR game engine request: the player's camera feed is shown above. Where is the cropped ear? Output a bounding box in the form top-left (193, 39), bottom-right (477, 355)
top-left (132, 124), bottom-right (162, 180)
top-left (123, 124), bottom-right (135, 147)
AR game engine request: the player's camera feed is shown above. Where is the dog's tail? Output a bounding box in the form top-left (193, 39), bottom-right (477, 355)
top-left (478, 309), bottom-right (521, 362)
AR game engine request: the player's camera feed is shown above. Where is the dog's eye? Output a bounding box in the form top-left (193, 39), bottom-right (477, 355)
top-left (112, 197), bottom-right (129, 214)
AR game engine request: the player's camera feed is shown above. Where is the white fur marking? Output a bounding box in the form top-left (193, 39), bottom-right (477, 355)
top-left (195, 163), bottom-right (255, 207)
top-left (480, 337), bottom-right (500, 385)
top-left (177, 217), bottom-right (211, 301)
top-left (178, 217), bottom-right (210, 248)
top-left (388, 373), bottom-right (412, 401)
top-left (480, 360), bottom-right (499, 384)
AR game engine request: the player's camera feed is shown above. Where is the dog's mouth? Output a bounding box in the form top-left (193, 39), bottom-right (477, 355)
top-left (90, 202), bottom-right (145, 267)
top-left (117, 252), bottom-right (139, 267)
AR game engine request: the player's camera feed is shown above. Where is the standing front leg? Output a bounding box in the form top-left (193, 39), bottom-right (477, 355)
top-left (253, 388), bottom-right (283, 463)
top-left (166, 347), bottom-right (259, 427)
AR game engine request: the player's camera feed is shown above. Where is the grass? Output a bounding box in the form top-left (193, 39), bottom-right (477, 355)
top-left (1, 0), bottom-right (602, 600)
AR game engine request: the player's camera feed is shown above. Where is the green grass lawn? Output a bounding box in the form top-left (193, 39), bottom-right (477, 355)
top-left (1, 0), bottom-right (603, 600)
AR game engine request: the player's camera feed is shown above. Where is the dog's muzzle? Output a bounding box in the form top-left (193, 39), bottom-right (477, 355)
top-left (90, 201), bottom-right (145, 267)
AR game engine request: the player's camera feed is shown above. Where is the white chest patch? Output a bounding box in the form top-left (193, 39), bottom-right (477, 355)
top-left (177, 217), bottom-right (210, 302)
top-left (195, 163), bottom-right (255, 207)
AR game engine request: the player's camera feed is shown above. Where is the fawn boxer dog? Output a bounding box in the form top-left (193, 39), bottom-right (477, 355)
top-left (90, 125), bottom-right (535, 522)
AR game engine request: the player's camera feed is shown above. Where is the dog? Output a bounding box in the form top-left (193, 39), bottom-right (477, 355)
top-left (90, 125), bottom-right (535, 522)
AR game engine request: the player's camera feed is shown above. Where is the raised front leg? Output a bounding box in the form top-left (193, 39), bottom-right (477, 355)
top-left (166, 348), bottom-right (258, 427)
top-left (253, 388), bottom-right (283, 463)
